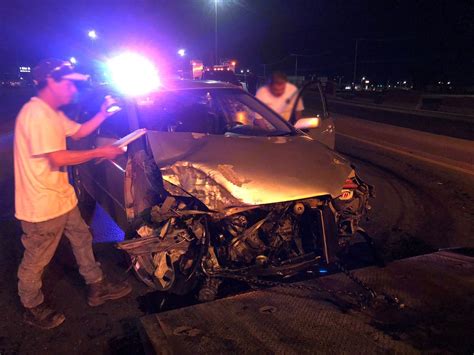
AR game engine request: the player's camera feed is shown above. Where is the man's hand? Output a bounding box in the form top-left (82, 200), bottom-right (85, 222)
top-left (100, 96), bottom-right (121, 118)
top-left (46, 145), bottom-right (125, 168)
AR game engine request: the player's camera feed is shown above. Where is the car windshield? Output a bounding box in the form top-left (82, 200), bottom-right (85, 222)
top-left (137, 88), bottom-right (294, 136)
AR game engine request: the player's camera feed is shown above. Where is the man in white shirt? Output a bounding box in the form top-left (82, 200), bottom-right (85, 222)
top-left (14, 59), bottom-right (131, 329)
top-left (255, 71), bottom-right (304, 123)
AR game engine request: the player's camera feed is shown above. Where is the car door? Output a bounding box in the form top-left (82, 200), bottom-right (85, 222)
top-left (290, 81), bottom-right (335, 150)
top-left (90, 108), bottom-right (131, 226)
top-left (69, 95), bottom-right (131, 227)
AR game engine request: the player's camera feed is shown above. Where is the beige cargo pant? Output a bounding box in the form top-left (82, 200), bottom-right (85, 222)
top-left (18, 206), bottom-right (103, 308)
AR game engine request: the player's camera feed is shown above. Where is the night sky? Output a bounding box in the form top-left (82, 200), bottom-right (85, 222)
top-left (0, 0), bottom-right (472, 85)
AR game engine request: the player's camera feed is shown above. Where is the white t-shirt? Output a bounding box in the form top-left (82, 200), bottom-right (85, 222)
top-left (256, 82), bottom-right (304, 121)
top-left (14, 97), bottom-right (82, 222)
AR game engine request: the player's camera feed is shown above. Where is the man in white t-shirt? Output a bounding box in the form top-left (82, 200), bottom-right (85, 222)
top-left (255, 71), bottom-right (304, 123)
top-left (14, 59), bottom-right (132, 329)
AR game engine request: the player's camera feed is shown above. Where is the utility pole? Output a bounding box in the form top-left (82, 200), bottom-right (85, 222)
top-left (294, 55), bottom-right (298, 77)
top-left (352, 37), bottom-right (413, 90)
top-left (352, 39), bottom-right (359, 89)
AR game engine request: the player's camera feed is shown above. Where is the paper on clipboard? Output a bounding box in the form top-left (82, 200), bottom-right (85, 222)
top-left (113, 128), bottom-right (147, 149)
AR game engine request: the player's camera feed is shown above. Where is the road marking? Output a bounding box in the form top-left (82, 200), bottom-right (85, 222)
top-left (336, 132), bottom-right (474, 177)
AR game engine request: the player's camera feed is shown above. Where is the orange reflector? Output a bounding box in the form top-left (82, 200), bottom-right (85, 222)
top-left (340, 190), bottom-right (354, 200)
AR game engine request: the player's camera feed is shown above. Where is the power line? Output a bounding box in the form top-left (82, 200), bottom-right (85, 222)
top-left (290, 52), bottom-right (331, 57)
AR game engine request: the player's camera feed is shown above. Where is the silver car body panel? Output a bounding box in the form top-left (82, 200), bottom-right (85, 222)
top-left (146, 131), bottom-right (352, 211)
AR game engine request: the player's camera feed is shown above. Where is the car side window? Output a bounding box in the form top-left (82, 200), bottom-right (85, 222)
top-left (99, 109), bottom-right (131, 138)
top-left (64, 87), bottom-right (131, 138)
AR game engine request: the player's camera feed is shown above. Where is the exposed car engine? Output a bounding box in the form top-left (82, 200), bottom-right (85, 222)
top-left (117, 171), bottom-right (374, 300)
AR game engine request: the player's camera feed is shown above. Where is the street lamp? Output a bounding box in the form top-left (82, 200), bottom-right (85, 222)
top-left (214, 0), bottom-right (218, 64)
top-left (88, 30), bottom-right (97, 40)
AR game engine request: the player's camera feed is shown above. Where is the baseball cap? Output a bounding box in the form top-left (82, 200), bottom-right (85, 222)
top-left (32, 58), bottom-right (90, 85)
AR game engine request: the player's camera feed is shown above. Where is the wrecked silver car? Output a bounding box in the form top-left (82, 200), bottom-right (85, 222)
top-left (71, 80), bottom-right (374, 300)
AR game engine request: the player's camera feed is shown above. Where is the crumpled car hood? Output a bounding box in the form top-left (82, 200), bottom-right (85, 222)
top-left (146, 131), bottom-right (352, 210)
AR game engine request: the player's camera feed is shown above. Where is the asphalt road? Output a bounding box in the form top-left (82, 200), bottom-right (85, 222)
top-left (0, 112), bottom-right (473, 353)
top-left (327, 97), bottom-right (474, 141)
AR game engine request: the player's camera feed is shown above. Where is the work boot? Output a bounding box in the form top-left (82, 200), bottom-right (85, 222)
top-left (23, 303), bottom-right (66, 330)
top-left (87, 279), bottom-right (132, 307)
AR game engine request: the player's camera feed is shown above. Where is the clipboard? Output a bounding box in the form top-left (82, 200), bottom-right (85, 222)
top-left (112, 128), bottom-right (148, 149)
top-left (95, 128), bottom-right (148, 164)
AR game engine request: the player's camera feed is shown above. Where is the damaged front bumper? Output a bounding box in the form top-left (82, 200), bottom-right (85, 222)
top-left (117, 131), bottom-right (374, 294)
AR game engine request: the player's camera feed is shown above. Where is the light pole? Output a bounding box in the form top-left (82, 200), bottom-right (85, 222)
top-left (214, 0), bottom-right (218, 64)
top-left (289, 54), bottom-right (299, 77)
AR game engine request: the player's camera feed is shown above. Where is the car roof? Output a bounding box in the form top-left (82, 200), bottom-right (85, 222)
top-left (160, 79), bottom-right (240, 91)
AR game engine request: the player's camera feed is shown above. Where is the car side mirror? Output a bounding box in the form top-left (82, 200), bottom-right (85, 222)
top-left (294, 117), bottom-right (320, 130)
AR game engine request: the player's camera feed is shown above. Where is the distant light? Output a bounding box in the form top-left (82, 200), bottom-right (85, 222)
top-left (177, 48), bottom-right (186, 57)
top-left (19, 66), bottom-right (31, 73)
top-left (438, 81), bottom-right (442, 84)
top-left (365, 80), bottom-right (370, 84)
top-left (319, 268), bottom-right (328, 274)
top-left (344, 85), bottom-right (351, 90)
top-left (246, 69), bottom-right (250, 73)
top-left (362, 76), bottom-right (365, 80)
top-left (107, 52), bottom-right (161, 96)
top-left (231, 61), bottom-right (236, 66)
top-left (69, 57), bottom-right (77, 65)
top-left (240, 69), bottom-right (244, 73)
top-left (403, 80), bottom-right (407, 84)
top-left (447, 81), bottom-right (451, 85)
top-left (88, 30), bottom-right (98, 39)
